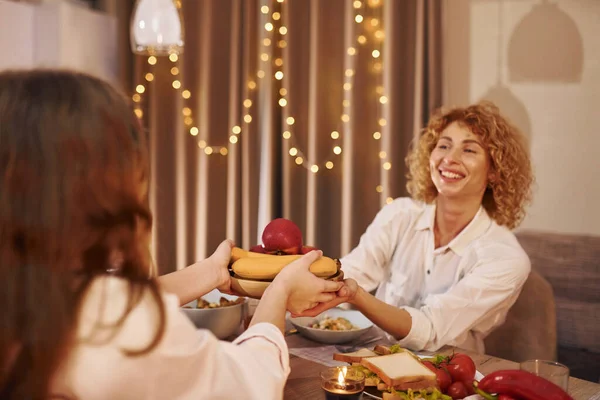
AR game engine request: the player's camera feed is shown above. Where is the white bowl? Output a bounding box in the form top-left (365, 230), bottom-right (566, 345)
top-left (181, 289), bottom-right (247, 339)
top-left (288, 308), bottom-right (373, 344)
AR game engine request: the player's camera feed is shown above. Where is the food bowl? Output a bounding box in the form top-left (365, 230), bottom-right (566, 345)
top-left (231, 270), bottom-right (344, 299)
top-left (180, 289), bottom-right (247, 339)
top-left (288, 308), bottom-right (373, 344)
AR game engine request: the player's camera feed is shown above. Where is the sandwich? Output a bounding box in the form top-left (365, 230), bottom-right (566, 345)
top-left (333, 345), bottom-right (451, 400)
top-left (361, 352), bottom-right (438, 396)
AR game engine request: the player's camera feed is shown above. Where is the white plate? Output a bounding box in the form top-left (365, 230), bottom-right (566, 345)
top-left (362, 354), bottom-right (484, 400)
top-left (288, 308), bottom-right (373, 344)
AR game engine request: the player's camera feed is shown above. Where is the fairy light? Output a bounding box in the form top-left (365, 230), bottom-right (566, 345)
top-left (274, 0), bottom-right (371, 173)
top-left (131, 0), bottom-right (389, 178)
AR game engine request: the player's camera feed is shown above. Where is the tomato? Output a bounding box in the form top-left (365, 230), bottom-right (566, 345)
top-left (444, 353), bottom-right (476, 384)
top-left (423, 361), bottom-right (452, 393)
top-left (498, 395), bottom-right (518, 400)
top-left (447, 381), bottom-right (469, 399)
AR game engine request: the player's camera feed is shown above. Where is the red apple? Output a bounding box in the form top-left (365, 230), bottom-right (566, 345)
top-left (262, 218), bottom-right (303, 252)
top-left (300, 245), bottom-right (319, 254)
top-left (249, 244), bottom-right (266, 254)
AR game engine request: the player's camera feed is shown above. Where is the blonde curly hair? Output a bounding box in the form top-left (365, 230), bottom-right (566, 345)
top-left (406, 101), bottom-right (533, 230)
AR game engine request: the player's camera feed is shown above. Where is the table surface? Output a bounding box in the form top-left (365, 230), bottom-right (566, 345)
top-left (283, 331), bottom-right (600, 400)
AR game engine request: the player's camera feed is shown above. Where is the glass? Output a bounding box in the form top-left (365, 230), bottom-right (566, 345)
top-left (320, 366), bottom-right (365, 400)
top-left (520, 359), bottom-right (569, 391)
top-left (130, 0), bottom-right (184, 55)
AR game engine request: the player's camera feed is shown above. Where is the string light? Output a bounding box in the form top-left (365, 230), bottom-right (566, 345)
top-left (131, 0), bottom-right (389, 190)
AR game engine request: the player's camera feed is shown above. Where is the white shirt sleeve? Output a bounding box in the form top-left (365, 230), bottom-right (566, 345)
top-left (59, 277), bottom-right (290, 400)
top-left (396, 247), bottom-right (531, 352)
top-left (341, 199), bottom-right (414, 292)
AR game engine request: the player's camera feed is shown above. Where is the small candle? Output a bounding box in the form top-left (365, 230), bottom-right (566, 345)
top-left (320, 366), bottom-right (365, 400)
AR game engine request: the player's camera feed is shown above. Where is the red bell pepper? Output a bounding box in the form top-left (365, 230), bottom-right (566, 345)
top-left (478, 370), bottom-right (573, 400)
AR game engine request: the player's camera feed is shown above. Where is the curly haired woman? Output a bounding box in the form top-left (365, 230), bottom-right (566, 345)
top-left (298, 101), bottom-right (534, 354)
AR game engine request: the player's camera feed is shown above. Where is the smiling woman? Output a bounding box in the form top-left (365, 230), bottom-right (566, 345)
top-left (294, 101), bottom-right (535, 357)
top-left (408, 101), bottom-right (533, 230)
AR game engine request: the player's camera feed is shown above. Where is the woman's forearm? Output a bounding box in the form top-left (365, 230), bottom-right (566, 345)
top-left (249, 283), bottom-right (289, 333)
top-left (158, 260), bottom-right (221, 306)
top-left (351, 287), bottom-right (412, 340)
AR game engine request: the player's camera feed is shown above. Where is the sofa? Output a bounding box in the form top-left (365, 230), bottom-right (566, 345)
top-left (485, 230), bottom-right (600, 383)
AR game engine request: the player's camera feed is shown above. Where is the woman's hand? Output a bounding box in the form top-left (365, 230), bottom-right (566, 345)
top-left (290, 278), bottom-right (359, 317)
top-left (206, 239), bottom-right (235, 293)
top-left (271, 250), bottom-right (344, 315)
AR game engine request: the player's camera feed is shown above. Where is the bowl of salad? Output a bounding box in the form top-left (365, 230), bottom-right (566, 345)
top-left (288, 308), bottom-right (373, 344)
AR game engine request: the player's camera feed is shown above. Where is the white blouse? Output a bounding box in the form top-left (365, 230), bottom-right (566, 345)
top-left (341, 198), bottom-right (530, 353)
top-left (51, 277), bottom-right (289, 400)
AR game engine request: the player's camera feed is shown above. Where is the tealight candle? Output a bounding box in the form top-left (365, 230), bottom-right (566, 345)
top-left (320, 366), bottom-right (365, 400)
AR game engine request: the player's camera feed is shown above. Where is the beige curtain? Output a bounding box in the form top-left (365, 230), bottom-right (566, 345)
top-left (108, 0), bottom-right (442, 274)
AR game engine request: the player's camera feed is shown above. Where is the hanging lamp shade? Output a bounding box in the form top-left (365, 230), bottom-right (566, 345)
top-left (130, 0), bottom-right (184, 55)
top-left (508, 2), bottom-right (583, 83)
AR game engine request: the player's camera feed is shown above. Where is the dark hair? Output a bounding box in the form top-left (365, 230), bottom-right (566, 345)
top-left (0, 69), bottom-right (165, 399)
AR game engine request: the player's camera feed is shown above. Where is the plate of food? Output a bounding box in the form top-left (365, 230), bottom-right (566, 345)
top-left (288, 308), bottom-right (373, 344)
top-left (333, 345), bottom-right (484, 400)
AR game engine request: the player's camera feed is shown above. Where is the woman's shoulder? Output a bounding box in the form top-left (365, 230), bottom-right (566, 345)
top-left (472, 223), bottom-right (531, 270)
top-left (77, 276), bottom-right (178, 351)
top-left (375, 197), bottom-right (428, 222)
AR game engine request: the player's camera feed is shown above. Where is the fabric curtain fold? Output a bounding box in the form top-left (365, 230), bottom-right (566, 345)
top-left (106, 0), bottom-right (443, 274)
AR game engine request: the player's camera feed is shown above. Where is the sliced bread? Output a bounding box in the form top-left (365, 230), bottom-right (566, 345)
top-left (360, 352), bottom-right (437, 390)
top-left (333, 348), bottom-right (379, 363)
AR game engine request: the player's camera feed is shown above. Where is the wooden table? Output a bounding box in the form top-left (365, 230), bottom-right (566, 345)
top-left (283, 332), bottom-right (600, 400)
